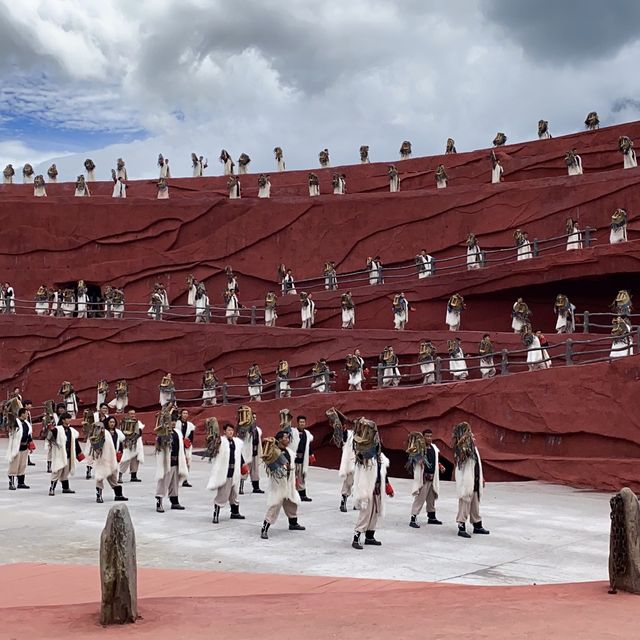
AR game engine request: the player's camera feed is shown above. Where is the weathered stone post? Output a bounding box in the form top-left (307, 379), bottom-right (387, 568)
top-left (608, 487), bottom-right (640, 594)
top-left (100, 503), bottom-right (138, 625)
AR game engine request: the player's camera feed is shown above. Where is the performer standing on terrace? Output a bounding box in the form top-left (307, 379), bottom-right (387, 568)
top-left (276, 360), bottom-right (291, 398)
top-left (308, 172), bottom-right (320, 196)
top-left (490, 152), bottom-right (503, 184)
top-left (158, 154), bottom-right (170, 178)
top-left (3, 163), bottom-right (15, 184)
top-left (280, 266), bottom-right (296, 296)
top-left (367, 256), bottom-right (384, 284)
top-left (47, 164), bottom-right (58, 183)
top-left (247, 364), bottom-right (264, 402)
top-left (116, 158), bottom-right (127, 180)
top-left (111, 170), bottom-right (127, 198)
top-left (611, 289), bottom-right (633, 317)
top-left (346, 350), bottom-right (365, 391)
top-left (565, 149), bottom-right (583, 176)
top-left (258, 174), bottom-right (271, 198)
top-left (22, 163), bottom-right (34, 183)
top-left (399, 140), bottom-right (412, 159)
top-left (238, 153), bottom-right (251, 175)
top-left (360, 145), bottom-right (370, 163)
top-left (220, 149), bottom-right (234, 175)
top-left (565, 217), bottom-right (583, 250)
top-left (538, 119), bottom-right (551, 139)
top-left (407, 429), bottom-right (443, 529)
top-left (332, 173), bottom-right (346, 195)
top-left (265, 291), bottom-right (277, 326)
top-left (435, 164), bottom-right (448, 189)
top-left (84, 158), bottom-right (96, 181)
top-left (514, 229), bottom-right (533, 260)
top-left (388, 165), bottom-right (400, 192)
top-left (448, 338), bottom-right (468, 380)
top-left (554, 295), bottom-right (575, 333)
top-left (392, 292), bottom-right (409, 330)
top-left (584, 111), bottom-right (599, 130)
top-left (416, 249), bottom-right (434, 279)
top-left (446, 293), bottom-right (465, 331)
top-left (511, 297), bottom-right (531, 333)
top-left (274, 147), bottom-right (285, 171)
top-left (33, 175), bottom-right (47, 197)
top-left (341, 291), bottom-right (356, 328)
top-left (466, 233), bottom-right (483, 269)
top-left (225, 289), bottom-right (240, 324)
top-left (418, 340), bottom-right (436, 384)
top-left (445, 138), bottom-right (457, 154)
top-left (228, 175), bottom-right (241, 199)
top-left (300, 292), bottom-right (315, 328)
top-left (478, 334), bottom-right (497, 378)
top-left (202, 369), bottom-right (218, 406)
top-left (318, 149), bottom-right (330, 168)
top-left (379, 346), bottom-right (401, 387)
top-left (324, 261), bottom-right (338, 290)
top-left (610, 208), bottom-right (628, 244)
top-left (618, 136), bottom-right (637, 169)
top-left (74, 175), bottom-right (90, 197)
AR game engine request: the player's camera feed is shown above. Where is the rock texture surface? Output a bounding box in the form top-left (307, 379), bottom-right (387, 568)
top-left (609, 487), bottom-right (640, 594)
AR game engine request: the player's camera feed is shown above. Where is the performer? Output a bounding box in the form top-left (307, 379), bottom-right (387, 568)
top-left (281, 267), bottom-right (296, 295)
top-left (219, 149), bottom-right (234, 175)
top-left (611, 289), bottom-right (633, 316)
top-left (238, 153), bottom-right (251, 174)
top-left (435, 164), bottom-right (448, 189)
top-left (360, 145), bottom-right (370, 164)
top-left (585, 111), bottom-right (600, 130)
top-left (119, 409), bottom-right (145, 483)
top-left (379, 346), bottom-right (400, 387)
top-left (522, 325), bottom-right (545, 371)
top-left (452, 421), bottom-right (490, 537)
top-left (207, 422), bottom-right (247, 523)
top-left (351, 417), bottom-right (393, 549)
top-left (154, 405), bottom-right (187, 512)
top-left (610, 208), bottom-right (628, 244)
top-left (158, 154), bottom-right (170, 178)
top-left (341, 291), bottom-right (356, 329)
top-left (49, 287), bottom-right (61, 317)
top-left (90, 416), bottom-right (128, 504)
top-left (186, 274), bottom-right (198, 307)
top-left (300, 292), bottom-right (316, 329)
top-left (116, 158), bottom-right (127, 180)
top-left (258, 174), bottom-right (271, 198)
top-left (367, 256), bottom-right (384, 284)
top-left (111, 171), bottom-right (127, 198)
top-left (399, 140), bottom-right (412, 159)
top-left (76, 280), bottom-right (88, 319)
top-left (6, 406), bottom-right (34, 490)
top-left (511, 297), bottom-right (531, 333)
top-left (96, 380), bottom-right (109, 410)
top-left (318, 149), bottom-right (330, 167)
top-left (388, 165), bottom-right (400, 192)
top-left (327, 408), bottom-right (356, 512)
top-left (407, 430), bottom-right (443, 528)
top-left (33, 174), bottom-right (47, 197)
top-left (565, 149), bottom-right (583, 176)
top-left (108, 380), bottom-right (128, 413)
top-left (22, 163), bottom-right (34, 183)
top-left (276, 360), bottom-right (291, 398)
top-left (308, 172), bottom-right (320, 196)
top-left (490, 151), bottom-right (504, 184)
top-left (332, 172), bottom-right (346, 195)
top-left (392, 292), bottom-right (409, 330)
top-left (194, 282), bottom-right (209, 323)
top-left (538, 119), bottom-right (551, 139)
top-left (445, 138), bottom-right (457, 154)
top-left (274, 147), bottom-right (285, 171)
top-left (157, 177), bottom-right (169, 199)
top-left (3, 163), bottom-right (15, 184)
top-left (48, 412), bottom-right (84, 496)
top-left (247, 364), bottom-right (264, 402)
top-left (238, 405), bottom-right (264, 494)
top-left (264, 291), bottom-right (277, 327)
top-left (84, 158), bottom-right (96, 181)
top-left (259, 430), bottom-right (306, 539)
top-left (466, 233), bottom-right (483, 269)
top-left (58, 381), bottom-right (78, 418)
top-left (323, 261), bottom-right (338, 290)
top-left (610, 317), bottom-right (634, 358)
top-left (74, 175), bottom-right (90, 197)
top-left (554, 294), bottom-right (576, 334)
top-left (448, 338), bottom-right (468, 380)
top-left (191, 153), bottom-right (208, 177)
top-left (537, 329), bottom-right (553, 369)
top-left (47, 164), bottom-right (58, 183)
top-left (446, 293), bottom-right (465, 331)
top-left (104, 285), bottom-right (125, 318)
top-left (158, 373), bottom-right (175, 407)
top-left (81, 409), bottom-right (100, 480)
top-left (224, 289), bottom-right (240, 325)
top-left (478, 334), bottom-right (497, 378)
top-left (35, 285), bottom-right (49, 316)
top-left (514, 229), bottom-right (533, 260)
top-left (311, 359), bottom-right (331, 393)
top-left (292, 415), bottom-right (315, 502)
top-left (228, 175), bottom-right (241, 199)
top-left (2, 281), bottom-right (15, 314)
top-left (418, 340), bottom-right (436, 385)
top-left (175, 409), bottom-right (196, 487)
top-left (566, 217), bottom-right (583, 250)
top-left (346, 350), bottom-right (365, 391)
top-left (202, 368), bottom-right (218, 406)
top-left (618, 136), bottom-right (637, 169)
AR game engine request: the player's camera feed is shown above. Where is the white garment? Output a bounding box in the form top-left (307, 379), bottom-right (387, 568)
top-left (277, 158), bottom-right (286, 172)
top-left (411, 444), bottom-right (441, 498)
top-left (116, 168), bottom-right (127, 181)
top-left (155, 427), bottom-right (188, 483)
top-left (35, 300), bottom-right (49, 316)
top-left (157, 187), bottom-right (169, 200)
top-left (86, 170), bottom-right (96, 182)
top-left (455, 447), bottom-right (483, 502)
top-left (491, 164), bottom-right (503, 184)
top-left (539, 131), bottom-right (551, 140)
top-left (445, 309), bottom-right (461, 331)
top-left (309, 184), bottom-right (320, 197)
top-left (120, 421), bottom-right (145, 467)
top-left (159, 164), bottom-right (170, 178)
top-left (112, 181), bottom-right (126, 198)
top-left (176, 420), bottom-right (196, 467)
top-left (368, 261), bottom-right (382, 285)
top-left (206, 437), bottom-right (243, 493)
top-left (34, 186), bottom-right (47, 197)
top-left (566, 225), bottom-right (583, 250)
top-left (567, 156), bottom-right (583, 176)
top-left (74, 186), bottom-right (90, 197)
top-left (393, 298), bottom-right (409, 330)
top-left (420, 361), bottom-right (435, 384)
top-left (223, 159), bottom-right (234, 176)
top-left (64, 393), bottom-right (78, 419)
top-left (623, 149), bottom-right (637, 169)
top-left (265, 307), bottom-right (277, 326)
top-left (258, 181), bottom-right (271, 198)
top-left (3, 175), bottom-right (13, 184)
top-left (382, 366), bottom-right (400, 387)
top-left (480, 357), bottom-right (496, 378)
top-left (333, 177), bottom-right (346, 195)
top-left (449, 349), bottom-right (468, 380)
top-left (225, 294), bottom-right (239, 321)
top-left (436, 178), bottom-right (447, 189)
top-left (265, 446), bottom-right (300, 509)
top-left (390, 175), bottom-right (400, 192)
top-left (467, 245), bottom-right (482, 269)
top-left (511, 306), bottom-right (526, 333)
top-left (517, 242), bottom-right (533, 260)
top-left (76, 293), bottom-right (88, 318)
top-left (348, 357), bottom-right (364, 388)
top-left (417, 255), bottom-right (433, 278)
top-left (195, 294), bottom-right (209, 321)
top-left (93, 429), bottom-right (124, 482)
top-left (187, 284), bottom-right (197, 306)
top-left (527, 336), bottom-right (544, 368)
top-left (51, 426), bottom-right (79, 476)
top-left (610, 336), bottom-right (634, 358)
top-left (610, 226), bottom-right (627, 244)
top-left (555, 305), bottom-right (575, 333)
top-left (339, 431), bottom-right (356, 481)
top-left (301, 300), bottom-right (315, 327)
top-left (341, 307), bottom-right (355, 328)
top-left (353, 454), bottom-right (389, 515)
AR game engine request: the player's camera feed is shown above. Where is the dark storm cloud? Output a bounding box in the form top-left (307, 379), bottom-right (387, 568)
top-left (482, 0), bottom-right (640, 64)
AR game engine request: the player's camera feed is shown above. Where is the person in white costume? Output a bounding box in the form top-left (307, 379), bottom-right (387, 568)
top-left (84, 159), bottom-right (96, 181)
top-left (2, 282), bottom-right (15, 314)
top-left (523, 327), bottom-right (545, 371)
top-left (554, 294), bottom-right (575, 334)
top-left (157, 178), bottom-right (169, 199)
top-left (194, 283), bottom-right (209, 323)
top-left (478, 335), bottom-right (497, 379)
top-left (47, 413), bottom-right (84, 496)
top-left (514, 229), bottom-right (533, 260)
top-left (448, 338), bottom-right (468, 380)
top-left (388, 165), bottom-right (400, 192)
top-left (435, 164), bottom-right (448, 189)
top-left (466, 233), bottom-right (483, 269)
top-left (453, 422), bottom-right (490, 538)
top-left (22, 163), bottom-right (34, 184)
top-left (511, 298), bottom-right (531, 333)
top-left (610, 208), bottom-right (628, 244)
top-left (332, 173), bottom-right (346, 195)
top-left (33, 175), bottom-right (47, 197)
top-left (90, 416), bottom-right (128, 504)
top-left (201, 369), bottom-right (218, 406)
top-left (311, 359), bottom-right (332, 393)
top-left (565, 217), bottom-right (583, 250)
top-left (76, 280), bottom-right (88, 319)
top-left (224, 289), bottom-right (240, 325)
top-left (258, 174), bottom-right (271, 198)
top-left (281, 267), bottom-right (296, 296)
top-left (154, 406), bottom-right (187, 512)
top-left (399, 140), bottom-right (412, 159)
top-left (111, 170), bottom-right (127, 198)
top-left (220, 149), bottom-right (234, 175)
top-left (175, 409), bottom-right (196, 487)
top-left (367, 256), bottom-right (384, 284)
top-left (58, 381), bottom-right (78, 419)
top-left (610, 317), bottom-right (634, 358)
top-left (115, 158), bottom-right (127, 180)
top-left (292, 415), bottom-right (315, 502)
top-left (565, 149), bottom-right (583, 176)
top-left (238, 406), bottom-right (264, 494)
top-left (538, 119), bottom-right (551, 139)
top-left (418, 340), bottom-right (436, 385)
top-left (491, 153), bottom-right (504, 184)
top-left (408, 429), bottom-right (443, 528)
top-left (584, 111), bottom-right (600, 130)
top-left (300, 292), bottom-right (315, 329)
top-left (118, 409), bottom-right (145, 483)
top-left (3, 164), bottom-right (15, 184)
top-left (275, 361), bottom-right (291, 399)
top-left (238, 153), bottom-right (251, 175)
top-left (264, 291), bottom-right (277, 327)
top-left (6, 407), bottom-right (34, 491)
top-left (247, 364), bottom-right (263, 402)
top-left (341, 291), bottom-right (356, 328)
top-left (318, 149), bottom-right (330, 167)
top-left (74, 175), bottom-right (90, 197)
top-left (346, 350), bottom-right (365, 391)
top-left (274, 147), bottom-right (285, 171)
top-left (191, 153), bottom-right (207, 177)
top-left (308, 172), bottom-right (320, 196)
top-left (416, 250), bottom-right (434, 278)
top-left (108, 380), bottom-right (129, 413)
top-left (360, 145), bottom-right (370, 164)
top-left (34, 285), bottom-right (49, 316)
top-left (379, 346), bottom-right (401, 387)
top-left (392, 292), bottom-right (409, 330)
top-left (445, 293), bottom-right (465, 331)
top-left (327, 408), bottom-right (356, 512)
top-left (323, 261), bottom-right (338, 290)
top-left (228, 175), bottom-right (241, 199)
top-left (619, 136), bottom-right (637, 169)
top-left (158, 154), bottom-right (170, 178)
top-left (47, 164), bottom-right (58, 183)
top-left (158, 374), bottom-right (175, 408)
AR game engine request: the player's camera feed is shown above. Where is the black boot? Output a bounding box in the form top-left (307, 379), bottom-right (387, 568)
top-left (182, 480), bottom-right (192, 488)
top-left (117, 472), bottom-right (123, 484)
top-left (364, 530), bottom-right (382, 546)
top-left (85, 466), bottom-right (92, 480)
top-left (260, 521), bottom-right (270, 539)
top-left (17, 475), bottom-right (30, 489)
top-left (96, 487), bottom-right (104, 503)
top-left (352, 532), bottom-right (363, 550)
top-left (212, 504), bottom-right (220, 523)
top-left (427, 512), bottom-right (443, 525)
top-left (169, 496), bottom-right (185, 510)
top-left (473, 521), bottom-right (490, 535)
top-left (8, 476), bottom-right (16, 491)
top-left (288, 517), bottom-right (306, 531)
top-left (47, 460), bottom-right (52, 473)
top-left (458, 523), bottom-right (471, 538)
top-left (252, 480), bottom-right (264, 494)
top-left (299, 489), bottom-right (312, 502)
top-left (156, 496), bottom-right (164, 513)
top-left (409, 514), bottom-right (420, 529)
top-left (61, 480), bottom-right (75, 494)
top-left (49, 480), bottom-right (57, 496)
top-left (239, 479), bottom-right (245, 495)
top-left (28, 455), bottom-right (36, 466)
top-left (130, 472), bottom-right (141, 483)
top-left (114, 485), bottom-right (128, 501)
top-left (230, 503), bottom-right (245, 520)
top-left (340, 495), bottom-right (348, 513)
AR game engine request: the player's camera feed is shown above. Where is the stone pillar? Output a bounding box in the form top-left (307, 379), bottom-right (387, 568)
top-left (608, 487), bottom-right (640, 594)
top-left (100, 504), bottom-right (138, 625)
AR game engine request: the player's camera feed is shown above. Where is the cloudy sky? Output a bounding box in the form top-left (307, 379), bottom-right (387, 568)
top-left (1, 0), bottom-right (640, 181)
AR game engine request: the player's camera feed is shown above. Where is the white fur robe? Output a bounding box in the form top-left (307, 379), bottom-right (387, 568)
top-left (51, 426), bottom-right (80, 475)
top-left (155, 427), bottom-right (189, 482)
top-left (623, 149), bottom-right (637, 169)
top-left (265, 446), bottom-right (301, 508)
top-left (353, 453), bottom-right (389, 515)
top-left (120, 421), bottom-right (145, 466)
top-left (411, 444), bottom-right (440, 497)
top-left (241, 427), bottom-right (263, 465)
top-left (176, 420), bottom-right (196, 466)
top-left (207, 436), bottom-right (243, 492)
top-left (338, 430), bottom-right (356, 479)
top-left (455, 447), bottom-right (483, 502)
top-left (567, 156), bottom-right (583, 176)
top-left (93, 429), bottom-right (124, 482)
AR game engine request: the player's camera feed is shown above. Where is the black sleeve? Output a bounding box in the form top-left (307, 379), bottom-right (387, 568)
top-left (74, 438), bottom-right (83, 457)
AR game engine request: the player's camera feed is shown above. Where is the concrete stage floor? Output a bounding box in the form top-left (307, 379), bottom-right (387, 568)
top-left (0, 444), bottom-right (612, 586)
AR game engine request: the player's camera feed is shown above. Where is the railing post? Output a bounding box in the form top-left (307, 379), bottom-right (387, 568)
top-left (204, 305), bottom-right (211, 323)
top-left (105, 300), bottom-right (112, 318)
top-left (565, 339), bottom-right (573, 365)
top-left (500, 349), bottom-right (509, 376)
top-left (251, 305), bottom-right (256, 325)
top-left (435, 357), bottom-right (442, 384)
top-left (431, 258), bottom-right (436, 276)
top-left (532, 239), bottom-right (539, 257)
top-left (222, 383), bottom-right (229, 405)
top-left (376, 364), bottom-right (382, 388)
top-left (480, 251), bottom-right (486, 267)
top-left (584, 228), bottom-right (592, 248)
top-left (154, 306), bottom-right (161, 321)
top-left (582, 310), bottom-right (589, 333)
